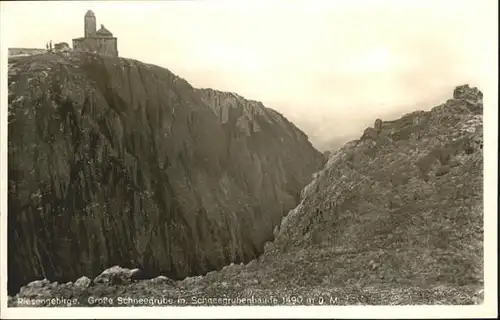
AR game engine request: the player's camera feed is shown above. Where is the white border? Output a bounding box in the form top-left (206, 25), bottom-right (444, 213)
top-left (0, 0), bottom-right (497, 318)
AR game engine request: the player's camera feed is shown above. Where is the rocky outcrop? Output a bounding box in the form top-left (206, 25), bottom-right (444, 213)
top-left (197, 88), bottom-right (309, 141)
top-left (7, 50), bottom-right (324, 294)
top-left (270, 84), bottom-right (483, 290)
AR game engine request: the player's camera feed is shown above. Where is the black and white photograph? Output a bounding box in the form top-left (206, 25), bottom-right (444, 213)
top-left (0, 0), bottom-right (497, 318)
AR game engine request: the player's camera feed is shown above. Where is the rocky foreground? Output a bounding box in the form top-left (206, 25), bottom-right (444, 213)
top-left (8, 84), bottom-right (484, 306)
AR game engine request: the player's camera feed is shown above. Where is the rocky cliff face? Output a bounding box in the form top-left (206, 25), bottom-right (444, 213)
top-left (7, 50), bottom-right (325, 294)
top-left (9, 84), bottom-right (484, 306)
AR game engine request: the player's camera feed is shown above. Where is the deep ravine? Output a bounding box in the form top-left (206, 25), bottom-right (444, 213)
top-left (7, 49), bottom-right (483, 307)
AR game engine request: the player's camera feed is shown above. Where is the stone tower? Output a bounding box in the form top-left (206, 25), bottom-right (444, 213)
top-left (84, 10), bottom-right (96, 37)
top-left (73, 10), bottom-right (119, 57)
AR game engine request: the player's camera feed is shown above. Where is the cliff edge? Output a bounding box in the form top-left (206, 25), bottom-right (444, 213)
top-left (7, 49), bottom-right (324, 294)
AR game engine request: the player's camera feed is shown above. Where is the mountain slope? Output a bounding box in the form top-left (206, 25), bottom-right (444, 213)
top-left (7, 49), bottom-right (325, 294)
top-left (268, 84), bottom-right (483, 287)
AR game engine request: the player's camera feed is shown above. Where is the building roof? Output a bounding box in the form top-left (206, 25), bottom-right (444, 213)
top-left (96, 24), bottom-right (113, 37)
top-left (85, 10), bottom-right (95, 17)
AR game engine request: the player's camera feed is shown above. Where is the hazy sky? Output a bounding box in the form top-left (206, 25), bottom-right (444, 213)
top-left (2, 0), bottom-right (497, 150)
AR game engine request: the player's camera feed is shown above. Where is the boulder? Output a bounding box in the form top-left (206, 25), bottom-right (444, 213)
top-left (74, 276), bottom-right (91, 288)
top-left (92, 266), bottom-right (142, 286)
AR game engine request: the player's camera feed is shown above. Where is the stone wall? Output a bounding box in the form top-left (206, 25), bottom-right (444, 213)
top-left (73, 37), bottom-right (118, 57)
